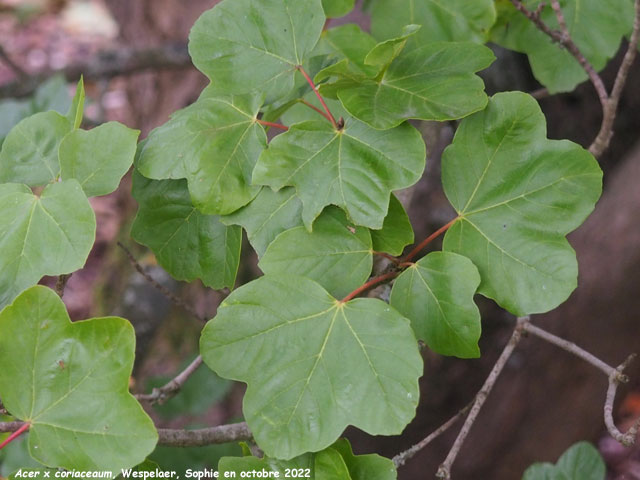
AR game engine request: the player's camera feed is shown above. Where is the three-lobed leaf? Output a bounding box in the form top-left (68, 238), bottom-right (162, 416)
top-left (189, 0), bottom-right (325, 102)
top-left (253, 117), bottom-right (425, 230)
top-left (200, 275), bottom-right (422, 459)
top-left (442, 92), bottom-right (602, 315)
top-left (136, 95), bottom-right (267, 215)
top-left (259, 206), bottom-right (372, 298)
top-left (59, 121), bottom-right (139, 197)
top-left (390, 252), bottom-right (481, 358)
top-left (0, 286), bottom-right (158, 471)
top-left (131, 171), bottom-right (241, 290)
top-left (0, 180), bottom-right (95, 309)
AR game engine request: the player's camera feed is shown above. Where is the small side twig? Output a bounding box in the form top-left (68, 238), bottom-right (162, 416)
top-left (55, 273), bottom-right (72, 298)
top-left (589, 0), bottom-right (640, 157)
top-left (117, 241), bottom-right (205, 322)
top-left (523, 322), bottom-right (639, 447)
top-left (436, 316), bottom-right (529, 479)
top-left (509, 0), bottom-right (608, 109)
top-left (523, 322), bottom-right (617, 378)
top-left (550, 0), bottom-right (569, 41)
top-left (136, 355), bottom-right (204, 405)
top-left (393, 403), bottom-right (472, 468)
top-left (605, 354), bottom-right (639, 446)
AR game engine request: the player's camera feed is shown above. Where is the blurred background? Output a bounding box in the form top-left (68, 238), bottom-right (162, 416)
top-left (0, 0), bottom-right (639, 478)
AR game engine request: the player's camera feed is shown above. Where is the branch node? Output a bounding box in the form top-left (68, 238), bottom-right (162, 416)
top-left (605, 354), bottom-right (638, 446)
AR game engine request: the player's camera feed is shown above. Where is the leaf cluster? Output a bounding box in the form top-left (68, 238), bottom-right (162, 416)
top-left (0, 0), bottom-right (630, 475)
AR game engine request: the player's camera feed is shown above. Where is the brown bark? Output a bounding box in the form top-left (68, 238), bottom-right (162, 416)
top-left (103, 0), bottom-right (215, 134)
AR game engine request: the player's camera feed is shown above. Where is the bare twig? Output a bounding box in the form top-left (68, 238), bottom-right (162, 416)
top-left (0, 421), bottom-right (23, 433)
top-left (605, 354), bottom-right (639, 446)
top-left (509, 0), bottom-right (608, 109)
top-left (0, 45), bottom-right (27, 79)
top-left (0, 421), bottom-right (252, 447)
top-left (0, 43), bottom-right (191, 99)
top-left (157, 422), bottom-right (252, 447)
top-left (522, 322), bottom-right (617, 378)
top-left (436, 317), bottom-right (529, 479)
top-left (55, 273), bottom-right (72, 298)
top-left (117, 241), bottom-right (205, 322)
top-left (523, 322), bottom-right (639, 447)
top-left (589, 0), bottom-right (640, 157)
top-left (136, 355), bottom-right (204, 405)
top-left (550, 0), bottom-right (569, 41)
top-left (393, 403), bottom-right (472, 468)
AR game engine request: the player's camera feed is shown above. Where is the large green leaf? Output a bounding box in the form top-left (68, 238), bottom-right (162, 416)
top-left (371, 0), bottom-right (496, 44)
top-left (0, 111), bottom-right (70, 186)
top-left (0, 180), bottom-right (96, 309)
top-left (131, 171), bottom-right (241, 290)
top-left (259, 207), bottom-right (372, 298)
top-left (189, 0), bottom-right (325, 102)
top-left (390, 252), bottom-right (481, 358)
top-left (523, 442), bottom-right (605, 480)
top-left (59, 122), bottom-right (139, 197)
top-left (318, 42), bottom-right (494, 129)
top-left (220, 186), bottom-right (303, 257)
top-left (200, 275), bottom-right (422, 459)
top-left (0, 286), bottom-right (158, 471)
top-left (136, 95), bottom-right (266, 215)
top-left (441, 92), bottom-right (602, 315)
top-left (253, 118), bottom-right (425, 230)
top-left (370, 194), bottom-right (413, 256)
top-left (491, 0), bottom-right (634, 93)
